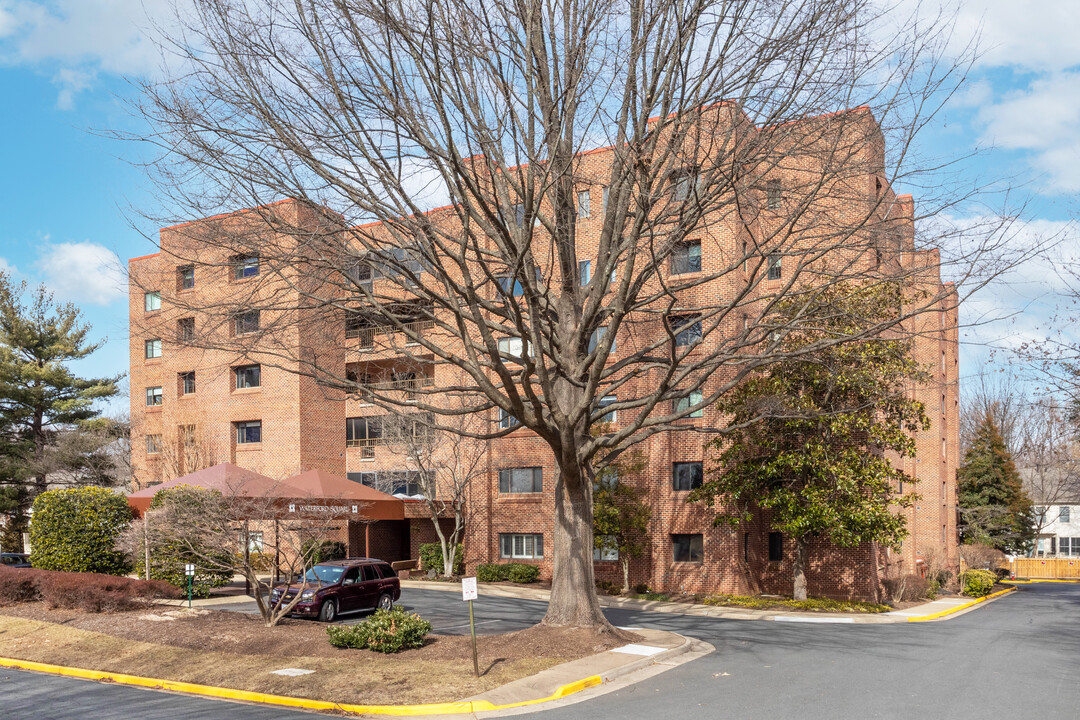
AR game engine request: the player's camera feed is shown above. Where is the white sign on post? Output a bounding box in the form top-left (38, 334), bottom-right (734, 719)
top-left (184, 563), bottom-right (195, 576)
top-left (462, 576), bottom-right (478, 601)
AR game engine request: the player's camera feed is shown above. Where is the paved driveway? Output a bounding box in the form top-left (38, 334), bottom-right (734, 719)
top-left (2, 583), bottom-right (1078, 720)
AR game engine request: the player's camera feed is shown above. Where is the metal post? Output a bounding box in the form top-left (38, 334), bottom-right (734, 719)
top-left (188, 573), bottom-right (192, 609)
top-left (469, 598), bottom-right (479, 678)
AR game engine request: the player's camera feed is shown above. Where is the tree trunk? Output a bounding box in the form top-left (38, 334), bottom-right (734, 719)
top-left (621, 556), bottom-right (630, 594)
top-left (143, 513), bottom-right (152, 581)
top-left (792, 536), bottom-right (809, 601)
top-left (543, 459), bottom-right (613, 629)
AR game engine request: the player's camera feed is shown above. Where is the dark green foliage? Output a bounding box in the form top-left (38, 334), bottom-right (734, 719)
top-left (957, 414), bottom-right (1035, 554)
top-left (962, 569), bottom-right (997, 598)
top-left (0, 565), bottom-right (179, 611)
top-left (0, 274), bottom-right (122, 546)
top-left (633, 582), bottom-right (650, 594)
top-left (29, 487), bottom-right (131, 575)
top-left (302, 538), bottom-right (347, 564)
top-left (419, 542), bottom-right (464, 575)
top-left (692, 283), bottom-right (928, 598)
top-left (476, 563), bottom-right (539, 583)
top-left (593, 455), bottom-right (651, 591)
top-left (326, 608), bottom-right (432, 652)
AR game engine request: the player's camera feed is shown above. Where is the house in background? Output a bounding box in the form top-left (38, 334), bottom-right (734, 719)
top-left (1033, 500), bottom-right (1080, 557)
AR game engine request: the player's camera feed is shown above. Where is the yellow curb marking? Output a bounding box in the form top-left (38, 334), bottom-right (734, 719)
top-left (1002, 578), bottom-right (1080, 584)
top-left (907, 586), bottom-right (1016, 622)
top-left (0, 656), bottom-right (602, 716)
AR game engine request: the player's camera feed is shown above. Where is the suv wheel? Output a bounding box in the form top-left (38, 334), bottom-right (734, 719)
top-left (377, 593), bottom-right (393, 611)
top-left (319, 599), bottom-right (337, 622)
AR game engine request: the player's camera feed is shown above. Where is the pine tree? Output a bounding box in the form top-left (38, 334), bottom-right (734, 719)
top-left (693, 282), bottom-right (928, 601)
top-left (0, 273), bottom-right (121, 550)
top-left (957, 413), bottom-right (1035, 554)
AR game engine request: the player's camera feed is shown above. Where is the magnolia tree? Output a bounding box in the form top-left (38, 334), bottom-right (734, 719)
top-left (129, 0), bottom-right (1031, 628)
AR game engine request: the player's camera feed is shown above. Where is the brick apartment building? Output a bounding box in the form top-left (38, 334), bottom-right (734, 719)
top-left (129, 104), bottom-right (960, 601)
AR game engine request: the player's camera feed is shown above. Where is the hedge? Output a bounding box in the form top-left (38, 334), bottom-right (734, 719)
top-left (326, 608), bottom-right (432, 653)
top-left (0, 565), bottom-right (180, 612)
top-left (419, 542), bottom-right (464, 575)
top-left (29, 487), bottom-right (132, 575)
top-left (962, 569), bottom-right (997, 598)
top-left (476, 562), bottom-right (540, 583)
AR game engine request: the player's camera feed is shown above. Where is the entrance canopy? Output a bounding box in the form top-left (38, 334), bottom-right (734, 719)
top-left (127, 463), bottom-right (404, 521)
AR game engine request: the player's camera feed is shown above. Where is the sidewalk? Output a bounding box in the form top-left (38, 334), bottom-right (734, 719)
top-left (399, 579), bottom-right (1015, 624)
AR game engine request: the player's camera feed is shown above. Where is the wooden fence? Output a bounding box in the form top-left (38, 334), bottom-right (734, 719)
top-left (1008, 557), bottom-right (1080, 579)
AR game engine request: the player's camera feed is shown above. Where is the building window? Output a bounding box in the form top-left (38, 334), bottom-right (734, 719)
top-left (602, 186), bottom-right (610, 213)
top-left (177, 265), bottom-right (195, 290)
top-left (498, 336), bottom-right (531, 360)
top-left (577, 190), bottom-right (591, 219)
top-left (499, 467), bottom-right (542, 494)
top-left (668, 314), bottom-right (702, 347)
top-left (177, 317), bottom-right (195, 342)
top-left (768, 532), bottom-right (783, 561)
top-left (595, 467), bottom-right (618, 491)
top-left (589, 326), bottom-right (615, 354)
top-left (243, 531), bottom-right (264, 553)
top-left (500, 533), bottom-right (543, 559)
top-left (1035, 506), bottom-right (1047, 524)
top-left (235, 364), bottom-right (261, 389)
top-left (233, 254), bottom-right (259, 280)
top-left (670, 240), bottom-right (702, 274)
top-left (512, 203), bottom-right (525, 227)
top-left (145, 386), bottom-right (163, 406)
top-left (675, 390), bottom-right (704, 418)
top-left (766, 179), bottom-right (782, 210)
top-left (598, 395), bottom-right (617, 423)
top-left (579, 260), bottom-right (591, 285)
top-left (672, 170), bottom-right (697, 202)
top-left (144, 338), bottom-right (162, 359)
top-left (498, 408), bottom-right (520, 430)
top-left (496, 267), bottom-right (540, 297)
top-left (767, 254), bottom-right (782, 280)
top-left (146, 434), bottom-right (161, 455)
top-left (346, 417), bottom-right (383, 447)
top-left (179, 371), bottom-right (195, 396)
top-left (235, 420), bottom-right (262, 444)
top-left (594, 535), bottom-right (619, 561)
top-left (144, 291), bottom-right (161, 312)
top-left (672, 534), bottom-right (703, 563)
top-left (234, 310), bottom-right (260, 335)
top-left (672, 461), bottom-right (703, 491)
top-left (1060, 537), bottom-right (1080, 556)
top-left (1061, 506), bottom-right (1071, 523)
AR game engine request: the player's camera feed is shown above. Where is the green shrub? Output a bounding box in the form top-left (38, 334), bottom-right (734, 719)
top-left (326, 608), bottom-right (432, 653)
top-left (507, 563), bottom-right (540, 583)
top-left (302, 539), bottom-right (347, 564)
top-left (633, 582), bottom-right (650, 594)
top-left (29, 487), bottom-right (132, 575)
top-left (925, 578), bottom-right (941, 600)
top-left (137, 545), bottom-right (233, 599)
top-left (477, 563), bottom-right (507, 582)
top-left (962, 569), bottom-right (997, 598)
top-left (419, 542), bottom-right (464, 575)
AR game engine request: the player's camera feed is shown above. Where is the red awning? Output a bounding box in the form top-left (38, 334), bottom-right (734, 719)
top-left (283, 469), bottom-right (404, 520)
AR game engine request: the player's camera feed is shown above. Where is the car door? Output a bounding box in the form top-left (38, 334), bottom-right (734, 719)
top-left (338, 566), bottom-right (361, 612)
top-left (358, 564), bottom-right (382, 609)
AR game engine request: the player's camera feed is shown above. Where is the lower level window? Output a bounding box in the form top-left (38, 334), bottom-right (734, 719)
top-left (768, 531), bottom-right (783, 562)
top-left (235, 420), bottom-right (262, 444)
top-left (1060, 537), bottom-right (1080, 556)
top-left (500, 533), bottom-right (543, 559)
top-left (594, 535), bottom-right (619, 561)
top-left (672, 534), bottom-right (703, 563)
top-left (243, 531), bottom-right (264, 553)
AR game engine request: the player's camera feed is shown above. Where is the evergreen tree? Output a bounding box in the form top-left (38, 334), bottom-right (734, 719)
top-left (0, 273), bottom-right (121, 550)
top-left (593, 455), bottom-right (651, 594)
top-left (693, 283), bottom-right (928, 601)
top-left (957, 413), bottom-right (1035, 554)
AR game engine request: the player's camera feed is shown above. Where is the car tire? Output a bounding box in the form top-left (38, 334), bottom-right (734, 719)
top-left (377, 593), bottom-right (393, 611)
top-left (319, 599), bottom-right (337, 622)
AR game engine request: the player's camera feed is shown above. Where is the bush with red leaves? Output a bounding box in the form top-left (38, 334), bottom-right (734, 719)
top-left (0, 565), bottom-right (180, 612)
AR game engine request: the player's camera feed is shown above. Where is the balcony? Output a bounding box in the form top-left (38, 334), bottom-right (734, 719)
top-left (346, 357), bottom-right (436, 401)
top-left (346, 302), bottom-right (434, 350)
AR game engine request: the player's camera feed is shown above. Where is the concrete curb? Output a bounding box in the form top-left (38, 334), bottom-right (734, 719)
top-left (1004, 578), bottom-right (1080, 584)
top-left (0, 630), bottom-right (698, 717)
top-left (905, 586), bottom-right (1016, 622)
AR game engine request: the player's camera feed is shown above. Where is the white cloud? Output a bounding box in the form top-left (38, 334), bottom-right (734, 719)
top-left (0, 256), bottom-right (17, 276)
top-left (36, 241), bottom-right (125, 306)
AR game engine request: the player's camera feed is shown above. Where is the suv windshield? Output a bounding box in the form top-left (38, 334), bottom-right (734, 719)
top-left (303, 565), bottom-right (346, 584)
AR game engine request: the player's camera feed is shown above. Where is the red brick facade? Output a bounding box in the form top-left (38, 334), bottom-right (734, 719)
top-left (129, 107), bottom-right (959, 601)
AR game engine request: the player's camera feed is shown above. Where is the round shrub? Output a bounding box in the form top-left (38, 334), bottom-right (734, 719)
top-left (419, 542), bottom-right (464, 575)
top-left (962, 569), bottom-right (997, 598)
top-left (476, 563), bottom-right (504, 582)
top-left (29, 487), bottom-right (132, 575)
top-left (507, 563), bottom-right (540, 584)
top-left (326, 608), bottom-right (432, 653)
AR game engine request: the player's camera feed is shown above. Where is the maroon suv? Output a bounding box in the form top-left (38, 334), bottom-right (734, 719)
top-left (269, 558), bottom-right (401, 622)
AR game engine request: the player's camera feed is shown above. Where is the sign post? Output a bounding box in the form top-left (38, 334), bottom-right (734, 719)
top-left (462, 576), bottom-right (479, 677)
top-left (184, 563), bottom-right (195, 609)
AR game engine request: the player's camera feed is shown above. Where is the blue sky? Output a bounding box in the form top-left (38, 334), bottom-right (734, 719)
top-left (0, 1), bottom-right (1077, 415)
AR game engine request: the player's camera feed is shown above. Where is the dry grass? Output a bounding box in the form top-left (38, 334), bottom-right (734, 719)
top-left (0, 615), bottom-right (562, 706)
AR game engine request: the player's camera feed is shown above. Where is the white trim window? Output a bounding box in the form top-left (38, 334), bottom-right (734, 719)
top-left (500, 533), bottom-right (543, 559)
top-left (498, 467), bottom-right (541, 493)
top-left (144, 291), bottom-right (161, 312)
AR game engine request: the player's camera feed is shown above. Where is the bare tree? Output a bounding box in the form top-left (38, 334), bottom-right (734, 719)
top-left (127, 0), bottom-right (1032, 628)
top-left (1016, 398), bottom-right (1080, 552)
top-left (960, 370), bottom-right (1027, 456)
top-left (381, 404), bottom-right (486, 577)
